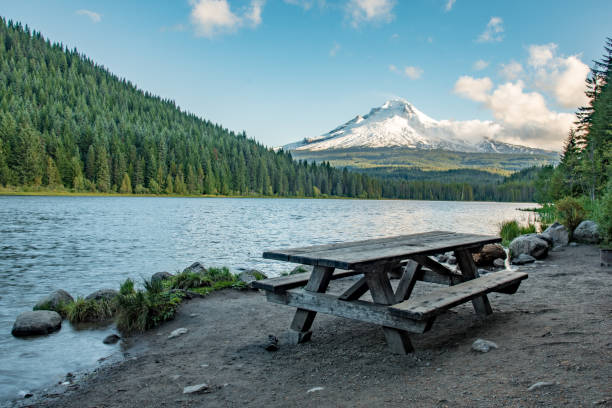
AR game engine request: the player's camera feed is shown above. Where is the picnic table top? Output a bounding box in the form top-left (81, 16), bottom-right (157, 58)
top-left (263, 231), bottom-right (501, 270)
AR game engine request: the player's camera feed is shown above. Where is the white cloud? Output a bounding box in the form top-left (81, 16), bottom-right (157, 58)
top-left (346, 0), bottom-right (396, 27)
top-left (329, 42), bottom-right (341, 57)
top-left (454, 76), bottom-right (576, 149)
top-left (477, 17), bottom-right (503, 43)
top-left (473, 59), bottom-right (489, 71)
top-left (189, 0), bottom-right (264, 38)
top-left (499, 61), bottom-right (523, 80)
top-left (404, 66), bottom-right (423, 79)
top-left (76, 9), bottom-right (101, 23)
top-left (454, 76), bottom-right (492, 102)
top-left (528, 43), bottom-right (557, 67)
top-left (445, 0), bottom-right (456, 12)
top-left (389, 64), bottom-right (398, 73)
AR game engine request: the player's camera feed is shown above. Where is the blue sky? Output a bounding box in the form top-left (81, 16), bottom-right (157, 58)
top-left (1, 0), bottom-right (610, 149)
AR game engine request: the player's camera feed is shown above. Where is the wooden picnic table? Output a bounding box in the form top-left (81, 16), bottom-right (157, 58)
top-left (253, 231), bottom-right (527, 354)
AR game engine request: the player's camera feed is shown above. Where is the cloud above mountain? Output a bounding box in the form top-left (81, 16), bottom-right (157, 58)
top-left (453, 43), bottom-right (589, 149)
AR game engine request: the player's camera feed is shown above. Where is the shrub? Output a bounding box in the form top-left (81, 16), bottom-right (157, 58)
top-left (115, 278), bottom-right (183, 334)
top-left (519, 223), bottom-right (537, 235)
top-left (65, 297), bottom-right (116, 323)
top-left (555, 196), bottom-right (586, 238)
top-left (168, 271), bottom-right (212, 290)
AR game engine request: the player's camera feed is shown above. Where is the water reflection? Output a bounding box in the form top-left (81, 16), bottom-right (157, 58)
top-left (0, 196), bottom-right (535, 400)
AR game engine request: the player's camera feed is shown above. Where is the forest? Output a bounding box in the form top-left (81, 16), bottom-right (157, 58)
top-left (0, 18), bottom-right (553, 202)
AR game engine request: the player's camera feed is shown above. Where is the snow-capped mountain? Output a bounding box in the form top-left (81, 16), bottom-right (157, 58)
top-left (284, 99), bottom-right (552, 155)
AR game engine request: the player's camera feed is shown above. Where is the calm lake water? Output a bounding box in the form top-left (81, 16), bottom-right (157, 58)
top-left (0, 196), bottom-right (537, 401)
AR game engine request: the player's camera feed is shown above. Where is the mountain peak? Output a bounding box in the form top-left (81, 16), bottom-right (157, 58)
top-left (284, 99), bottom-right (552, 155)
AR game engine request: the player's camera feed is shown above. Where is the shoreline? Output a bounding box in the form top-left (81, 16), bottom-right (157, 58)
top-left (9, 244), bottom-right (611, 407)
top-left (0, 189), bottom-right (539, 204)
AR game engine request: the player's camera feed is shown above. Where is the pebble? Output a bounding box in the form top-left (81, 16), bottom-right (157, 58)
top-left (168, 328), bottom-right (189, 339)
top-left (170, 375), bottom-right (181, 380)
top-left (183, 383), bottom-right (209, 394)
top-left (527, 381), bottom-right (556, 391)
top-left (493, 258), bottom-right (506, 268)
top-left (569, 242), bottom-right (578, 247)
top-left (189, 314), bottom-right (198, 318)
top-left (307, 387), bottom-right (324, 393)
top-left (471, 339), bottom-right (498, 353)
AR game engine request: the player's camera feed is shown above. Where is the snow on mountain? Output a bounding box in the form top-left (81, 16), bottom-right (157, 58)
top-left (284, 99), bottom-right (552, 155)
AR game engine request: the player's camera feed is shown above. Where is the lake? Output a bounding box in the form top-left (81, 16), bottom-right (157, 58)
top-left (0, 196), bottom-right (536, 401)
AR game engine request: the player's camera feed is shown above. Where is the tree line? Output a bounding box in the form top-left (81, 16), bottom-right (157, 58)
top-left (0, 18), bottom-right (542, 202)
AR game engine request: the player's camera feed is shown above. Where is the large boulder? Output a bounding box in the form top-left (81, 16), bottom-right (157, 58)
top-left (151, 271), bottom-right (174, 282)
top-left (543, 222), bottom-right (569, 247)
top-left (34, 289), bottom-right (74, 312)
top-left (183, 262), bottom-right (207, 274)
top-left (12, 310), bottom-right (62, 337)
top-left (573, 220), bottom-right (600, 244)
top-left (85, 289), bottom-right (118, 301)
top-left (509, 234), bottom-right (549, 260)
top-left (473, 244), bottom-right (506, 266)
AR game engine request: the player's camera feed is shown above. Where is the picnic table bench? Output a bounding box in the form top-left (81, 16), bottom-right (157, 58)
top-left (253, 231), bottom-right (527, 354)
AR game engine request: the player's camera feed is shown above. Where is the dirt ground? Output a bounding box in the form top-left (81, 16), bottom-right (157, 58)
top-left (17, 244), bottom-right (612, 407)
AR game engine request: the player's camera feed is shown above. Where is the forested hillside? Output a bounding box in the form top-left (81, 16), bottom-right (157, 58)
top-left (0, 18), bottom-right (541, 201)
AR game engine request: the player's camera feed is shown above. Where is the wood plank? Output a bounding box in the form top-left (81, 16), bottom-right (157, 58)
top-left (364, 266), bottom-right (414, 354)
top-left (410, 255), bottom-right (456, 277)
top-left (454, 249), bottom-right (493, 316)
top-left (417, 268), bottom-right (463, 286)
top-left (263, 231), bottom-right (501, 270)
top-left (266, 290), bottom-right (431, 334)
top-left (394, 260), bottom-right (422, 303)
top-left (252, 269), bottom-right (361, 294)
top-left (289, 265), bottom-right (334, 343)
top-left (338, 276), bottom-right (369, 301)
top-left (390, 271), bottom-right (528, 320)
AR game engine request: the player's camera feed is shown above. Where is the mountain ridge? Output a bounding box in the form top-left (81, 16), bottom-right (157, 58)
top-left (284, 99), bottom-right (554, 155)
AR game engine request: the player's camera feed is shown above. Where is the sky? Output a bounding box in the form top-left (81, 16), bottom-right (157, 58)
top-left (1, 0), bottom-right (611, 150)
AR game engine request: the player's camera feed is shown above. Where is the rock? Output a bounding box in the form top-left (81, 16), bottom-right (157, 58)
top-left (551, 245), bottom-right (565, 252)
top-left (436, 254), bottom-right (449, 263)
top-left (542, 222), bottom-right (569, 246)
top-left (511, 253), bottom-right (536, 265)
top-left (265, 334), bottom-right (279, 351)
top-left (12, 310), bottom-right (62, 337)
top-left (151, 271), bottom-right (174, 282)
top-left (447, 256), bottom-right (457, 265)
top-left (471, 339), bottom-right (498, 353)
top-left (183, 383), bottom-right (209, 394)
top-left (473, 244), bottom-right (506, 266)
top-left (574, 220), bottom-right (600, 244)
top-left (183, 262), bottom-right (207, 274)
top-left (168, 328), bottom-right (188, 339)
top-left (85, 289), bottom-right (118, 301)
top-left (528, 381), bottom-right (556, 391)
top-left (34, 289), bottom-right (74, 312)
top-left (478, 268), bottom-right (490, 276)
top-left (103, 334), bottom-right (120, 344)
top-left (509, 234), bottom-right (549, 259)
top-left (237, 269), bottom-right (267, 286)
top-left (493, 258), bottom-right (506, 268)
top-left (306, 387), bottom-right (325, 393)
top-left (569, 242), bottom-right (578, 247)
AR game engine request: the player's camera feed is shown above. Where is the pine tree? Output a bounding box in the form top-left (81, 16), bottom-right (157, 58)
top-left (119, 172), bottom-right (132, 194)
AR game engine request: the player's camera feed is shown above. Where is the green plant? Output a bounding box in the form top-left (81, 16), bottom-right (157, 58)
top-left (499, 220), bottom-right (520, 246)
top-left (519, 223), bottom-right (537, 235)
top-left (115, 278), bottom-right (183, 334)
top-left (168, 271), bottom-right (212, 290)
top-left (555, 196), bottom-right (586, 238)
top-left (33, 300), bottom-right (73, 317)
top-left (594, 186), bottom-right (612, 248)
top-left (65, 297), bottom-right (116, 323)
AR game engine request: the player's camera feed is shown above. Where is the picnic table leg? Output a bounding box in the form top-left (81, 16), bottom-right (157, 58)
top-left (288, 265), bottom-right (335, 344)
top-left (454, 249), bottom-right (493, 316)
top-left (364, 266), bottom-right (414, 354)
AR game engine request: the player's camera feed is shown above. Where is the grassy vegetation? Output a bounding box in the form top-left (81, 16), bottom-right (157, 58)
top-left (555, 197), bottom-right (587, 239)
top-left (65, 297), bottom-right (116, 324)
top-left (499, 220), bottom-right (537, 246)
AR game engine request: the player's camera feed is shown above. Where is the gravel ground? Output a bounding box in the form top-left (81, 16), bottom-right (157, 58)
top-left (14, 244), bottom-right (612, 407)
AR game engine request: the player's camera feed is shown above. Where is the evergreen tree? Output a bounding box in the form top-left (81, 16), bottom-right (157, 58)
top-left (119, 172), bottom-right (132, 194)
